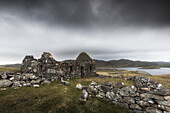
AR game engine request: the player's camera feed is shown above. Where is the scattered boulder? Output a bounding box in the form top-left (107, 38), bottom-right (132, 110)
top-left (76, 83), bottom-right (83, 90)
top-left (0, 88), bottom-right (6, 91)
top-left (123, 97), bottom-right (135, 104)
top-left (164, 96), bottom-right (170, 101)
top-left (1, 72), bottom-right (7, 79)
top-left (80, 89), bottom-right (88, 101)
top-left (43, 80), bottom-right (51, 84)
top-left (145, 107), bottom-right (162, 113)
top-left (34, 79), bottom-right (41, 84)
top-left (140, 88), bottom-right (150, 91)
top-left (156, 100), bottom-right (170, 107)
top-left (129, 104), bottom-right (142, 110)
top-left (96, 91), bottom-right (105, 99)
top-left (119, 87), bottom-right (131, 96)
top-left (100, 85), bottom-right (112, 93)
top-left (136, 101), bottom-right (150, 107)
top-left (90, 81), bottom-right (97, 86)
top-left (114, 82), bottom-right (124, 88)
top-left (60, 78), bottom-right (69, 85)
top-left (158, 105), bottom-right (170, 112)
top-left (33, 84), bottom-right (40, 88)
top-left (106, 91), bottom-right (122, 101)
top-left (0, 80), bottom-right (12, 87)
top-left (9, 77), bottom-right (15, 81)
top-left (12, 81), bottom-right (22, 88)
top-left (140, 93), bottom-right (164, 100)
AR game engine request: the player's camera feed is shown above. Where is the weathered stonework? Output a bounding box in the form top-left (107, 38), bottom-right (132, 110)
top-left (78, 76), bottom-right (170, 113)
top-left (21, 52), bottom-right (96, 79)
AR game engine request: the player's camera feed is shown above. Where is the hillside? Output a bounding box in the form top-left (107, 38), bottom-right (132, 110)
top-left (0, 64), bottom-right (21, 68)
top-left (94, 59), bottom-right (159, 68)
top-left (1, 59), bottom-right (170, 68)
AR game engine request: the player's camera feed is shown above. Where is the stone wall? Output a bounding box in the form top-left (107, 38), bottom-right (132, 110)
top-left (79, 76), bottom-right (170, 113)
top-left (21, 52), bottom-right (96, 79)
top-left (0, 52), bottom-right (97, 88)
top-left (0, 72), bottom-right (55, 88)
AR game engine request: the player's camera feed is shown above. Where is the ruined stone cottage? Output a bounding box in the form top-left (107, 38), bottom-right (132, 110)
top-left (21, 52), bottom-right (96, 79)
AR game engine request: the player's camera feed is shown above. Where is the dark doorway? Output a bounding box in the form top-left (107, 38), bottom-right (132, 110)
top-left (90, 65), bottom-right (92, 72)
top-left (81, 66), bottom-right (84, 77)
top-left (70, 66), bottom-right (73, 72)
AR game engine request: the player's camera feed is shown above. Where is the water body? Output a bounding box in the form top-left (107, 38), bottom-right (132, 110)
top-left (116, 67), bottom-right (170, 75)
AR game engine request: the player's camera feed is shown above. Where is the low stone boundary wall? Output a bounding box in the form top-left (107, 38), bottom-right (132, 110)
top-left (79, 76), bottom-right (170, 113)
top-left (0, 71), bottom-right (95, 88)
top-left (97, 74), bottom-right (124, 78)
top-left (1, 71), bottom-right (170, 113)
top-left (0, 72), bottom-right (59, 88)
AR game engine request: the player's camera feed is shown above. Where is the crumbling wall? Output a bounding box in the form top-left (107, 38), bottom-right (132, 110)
top-left (20, 52), bottom-right (96, 79)
top-left (79, 76), bottom-right (170, 113)
top-left (37, 52), bottom-right (58, 76)
top-left (58, 61), bottom-right (96, 79)
top-left (21, 56), bottom-right (38, 74)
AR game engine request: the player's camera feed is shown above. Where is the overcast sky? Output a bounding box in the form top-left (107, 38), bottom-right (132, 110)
top-left (0, 0), bottom-right (170, 64)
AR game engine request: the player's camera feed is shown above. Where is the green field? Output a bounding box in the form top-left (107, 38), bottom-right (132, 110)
top-left (0, 77), bottom-right (133, 113)
top-left (1, 66), bottom-right (170, 113)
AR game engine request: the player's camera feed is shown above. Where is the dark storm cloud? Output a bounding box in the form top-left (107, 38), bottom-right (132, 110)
top-left (0, 0), bottom-right (170, 27)
top-left (0, 0), bottom-right (170, 64)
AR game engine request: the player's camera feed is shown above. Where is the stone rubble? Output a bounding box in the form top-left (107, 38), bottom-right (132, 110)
top-left (21, 52), bottom-right (96, 80)
top-left (76, 83), bottom-right (83, 90)
top-left (0, 71), bottom-right (55, 88)
top-left (60, 78), bottom-right (69, 85)
top-left (97, 74), bottom-right (124, 78)
top-left (77, 76), bottom-right (170, 113)
top-left (0, 52), bottom-right (96, 89)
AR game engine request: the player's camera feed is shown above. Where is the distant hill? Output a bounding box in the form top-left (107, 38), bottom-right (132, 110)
top-left (94, 59), bottom-right (159, 67)
top-left (0, 64), bottom-right (21, 68)
top-left (154, 61), bottom-right (170, 65)
top-left (1, 59), bottom-right (170, 68)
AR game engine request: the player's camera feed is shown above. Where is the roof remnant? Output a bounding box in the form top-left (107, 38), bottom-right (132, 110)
top-left (76, 52), bottom-right (93, 63)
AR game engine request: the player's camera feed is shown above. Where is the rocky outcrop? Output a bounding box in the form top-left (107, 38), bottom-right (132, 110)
top-left (77, 76), bottom-right (170, 113)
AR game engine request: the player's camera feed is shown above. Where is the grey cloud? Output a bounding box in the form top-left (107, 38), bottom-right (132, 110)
top-left (0, 0), bottom-right (170, 27)
top-left (0, 0), bottom-right (170, 64)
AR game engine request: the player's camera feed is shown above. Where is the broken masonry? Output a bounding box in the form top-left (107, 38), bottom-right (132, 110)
top-left (21, 52), bottom-right (96, 79)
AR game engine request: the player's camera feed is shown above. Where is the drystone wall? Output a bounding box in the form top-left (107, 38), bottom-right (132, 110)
top-left (0, 52), bottom-right (96, 88)
top-left (0, 72), bottom-right (55, 88)
top-left (78, 76), bottom-right (170, 113)
top-left (21, 52), bottom-right (96, 79)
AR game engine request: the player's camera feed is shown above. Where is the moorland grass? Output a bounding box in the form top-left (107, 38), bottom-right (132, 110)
top-left (0, 66), bottom-right (20, 73)
top-left (0, 77), bottom-right (133, 113)
top-left (0, 66), bottom-right (169, 113)
top-left (97, 70), bottom-right (170, 89)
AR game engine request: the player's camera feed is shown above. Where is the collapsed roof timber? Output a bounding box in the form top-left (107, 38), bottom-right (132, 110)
top-left (21, 52), bottom-right (96, 79)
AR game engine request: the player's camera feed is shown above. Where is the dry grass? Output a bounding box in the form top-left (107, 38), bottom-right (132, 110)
top-left (0, 78), bottom-right (132, 113)
top-left (97, 70), bottom-right (170, 89)
top-left (0, 66), bottom-right (169, 113)
top-left (0, 66), bottom-right (20, 73)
